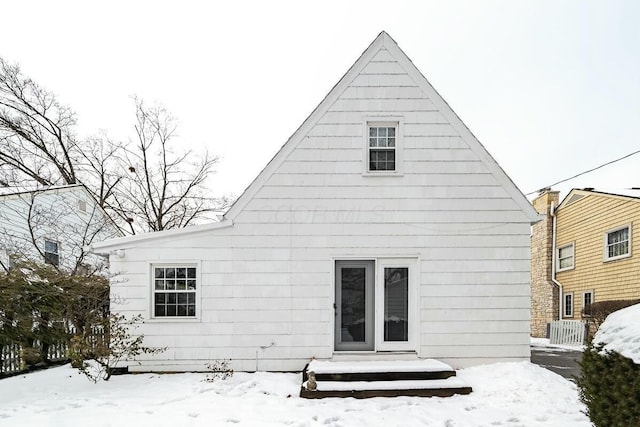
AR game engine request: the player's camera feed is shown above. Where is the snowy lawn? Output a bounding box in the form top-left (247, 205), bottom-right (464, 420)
top-left (0, 362), bottom-right (590, 426)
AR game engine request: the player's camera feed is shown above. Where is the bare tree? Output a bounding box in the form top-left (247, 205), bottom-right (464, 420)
top-left (0, 58), bottom-right (79, 186)
top-left (0, 56), bottom-right (231, 235)
top-left (108, 98), bottom-right (228, 232)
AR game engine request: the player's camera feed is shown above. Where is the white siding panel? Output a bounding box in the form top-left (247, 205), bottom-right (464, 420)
top-left (360, 61), bottom-right (407, 75)
top-left (330, 98), bottom-right (436, 112)
top-left (341, 86), bottom-right (426, 99)
top-left (370, 48), bottom-right (395, 62)
top-left (350, 74), bottom-right (417, 87)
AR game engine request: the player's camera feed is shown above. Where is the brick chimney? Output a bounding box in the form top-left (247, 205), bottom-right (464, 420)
top-left (530, 189), bottom-right (560, 337)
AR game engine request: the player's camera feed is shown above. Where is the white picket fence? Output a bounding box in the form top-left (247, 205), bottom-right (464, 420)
top-left (549, 320), bottom-right (587, 346)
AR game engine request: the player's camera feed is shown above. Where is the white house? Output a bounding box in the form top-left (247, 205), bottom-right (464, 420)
top-left (0, 184), bottom-right (121, 273)
top-left (91, 32), bottom-right (539, 373)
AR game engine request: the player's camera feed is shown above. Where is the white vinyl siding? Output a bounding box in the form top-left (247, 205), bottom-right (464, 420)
top-left (604, 225), bottom-right (631, 261)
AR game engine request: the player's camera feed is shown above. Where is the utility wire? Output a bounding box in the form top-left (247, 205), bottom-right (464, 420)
top-left (525, 149), bottom-right (640, 196)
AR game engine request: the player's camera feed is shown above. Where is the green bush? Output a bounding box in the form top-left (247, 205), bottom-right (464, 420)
top-left (577, 342), bottom-right (640, 426)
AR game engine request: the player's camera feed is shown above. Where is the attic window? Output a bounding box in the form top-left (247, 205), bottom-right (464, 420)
top-left (369, 126), bottom-right (396, 171)
top-left (364, 119), bottom-right (403, 176)
top-left (78, 199), bottom-right (87, 213)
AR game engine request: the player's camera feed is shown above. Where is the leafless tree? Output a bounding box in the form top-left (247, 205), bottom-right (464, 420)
top-left (0, 58), bottom-right (79, 186)
top-left (105, 98), bottom-right (228, 233)
top-left (0, 56), bottom-right (231, 235)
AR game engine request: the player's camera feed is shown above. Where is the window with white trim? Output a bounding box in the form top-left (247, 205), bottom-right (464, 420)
top-left (563, 293), bottom-right (574, 317)
top-left (582, 290), bottom-right (593, 309)
top-left (557, 243), bottom-right (574, 271)
top-left (153, 266), bottom-right (197, 317)
top-left (44, 240), bottom-right (59, 267)
top-left (368, 125), bottom-right (397, 171)
top-left (604, 225), bottom-right (630, 261)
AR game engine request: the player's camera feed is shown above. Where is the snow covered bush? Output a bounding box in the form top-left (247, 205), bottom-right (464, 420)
top-left (582, 299), bottom-right (640, 335)
top-left (577, 304), bottom-right (640, 426)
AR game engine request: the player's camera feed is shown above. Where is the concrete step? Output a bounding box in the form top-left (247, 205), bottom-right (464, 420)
top-left (300, 359), bottom-right (472, 399)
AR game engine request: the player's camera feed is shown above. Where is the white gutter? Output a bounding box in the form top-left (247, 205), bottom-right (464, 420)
top-left (550, 201), bottom-right (563, 320)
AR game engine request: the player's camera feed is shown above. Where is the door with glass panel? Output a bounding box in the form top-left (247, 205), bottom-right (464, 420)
top-left (376, 258), bottom-right (415, 351)
top-left (334, 260), bottom-right (375, 351)
top-left (335, 258), bottom-right (415, 352)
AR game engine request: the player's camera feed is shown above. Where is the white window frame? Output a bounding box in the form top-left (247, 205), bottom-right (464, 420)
top-left (151, 263), bottom-right (201, 321)
top-left (582, 290), bottom-right (594, 309)
top-left (44, 239), bottom-right (60, 267)
top-left (603, 224), bottom-right (631, 262)
top-left (556, 242), bottom-right (575, 272)
top-left (563, 293), bottom-right (574, 318)
top-left (362, 117), bottom-right (404, 176)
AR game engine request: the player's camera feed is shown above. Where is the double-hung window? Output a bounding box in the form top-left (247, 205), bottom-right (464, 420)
top-left (44, 240), bottom-right (59, 267)
top-left (369, 126), bottom-right (397, 171)
top-left (557, 243), bottom-right (574, 272)
top-left (604, 225), bottom-right (630, 261)
top-left (364, 119), bottom-right (403, 175)
top-left (153, 266), bottom-right (197, 317)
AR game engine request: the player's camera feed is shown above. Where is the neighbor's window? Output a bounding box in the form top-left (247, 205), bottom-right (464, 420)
top-left (44, 240), bottom-right (59, 267)
top-left (582, 291), bottom-right (593, 309)
top-left (604, 225), bottom-right (630, 261)
top-left (153, 266), bottom-right (197, 317)
top-left (368, 125), bottom-right (397, 171)
top-left (557, 243), bottom-right (574, 272)
top-left (563, 293), bottom-right (573, 317)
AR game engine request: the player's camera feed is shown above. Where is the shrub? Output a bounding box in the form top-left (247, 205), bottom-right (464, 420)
top-left (577, 342), bottom-right (640, 426)
top-left (204, 360), bottom-right (234, 382)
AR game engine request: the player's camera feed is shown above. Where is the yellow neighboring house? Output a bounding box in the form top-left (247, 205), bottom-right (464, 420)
top-left (531, 188), bottom-right (640, 337)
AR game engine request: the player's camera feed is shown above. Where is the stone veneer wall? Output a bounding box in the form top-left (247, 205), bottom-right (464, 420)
top-left (530, 191), bottom-right (560, 337)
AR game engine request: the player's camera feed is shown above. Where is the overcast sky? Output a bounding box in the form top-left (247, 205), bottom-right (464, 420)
top-left (2, 0), bottom-right (639, 202)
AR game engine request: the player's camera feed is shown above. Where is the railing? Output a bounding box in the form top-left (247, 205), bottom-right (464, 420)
top-left (549, 320), bottom-right (587, 346)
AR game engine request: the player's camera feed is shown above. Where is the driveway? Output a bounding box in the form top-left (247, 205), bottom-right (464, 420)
top-left (531, 346), bottom-right (583, 381)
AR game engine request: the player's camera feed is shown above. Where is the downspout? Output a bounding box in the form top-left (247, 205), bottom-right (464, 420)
top-left (550, 201), bottom-right (563, 320)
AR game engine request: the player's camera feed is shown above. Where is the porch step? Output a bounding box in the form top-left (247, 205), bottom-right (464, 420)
top-left (300, 359), bottom-right (472, 399)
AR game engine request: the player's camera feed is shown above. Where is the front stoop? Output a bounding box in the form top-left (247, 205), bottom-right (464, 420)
top-left (300, 359), bottom-right (472, 399)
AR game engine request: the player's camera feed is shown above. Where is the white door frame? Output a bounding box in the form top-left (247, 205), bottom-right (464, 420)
top-left (333, 256), bottom-right (418, 353)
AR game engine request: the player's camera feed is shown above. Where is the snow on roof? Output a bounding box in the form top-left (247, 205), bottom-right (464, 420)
top-left (593, 303), bottom-right (640, 364)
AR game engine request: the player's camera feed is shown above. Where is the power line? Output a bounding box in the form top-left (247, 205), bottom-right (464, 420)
top-left (526, 149), bottom-right (640, 196)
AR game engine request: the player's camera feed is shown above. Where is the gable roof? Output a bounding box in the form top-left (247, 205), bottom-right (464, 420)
top-left (223, 31), bottom-right (538, 223)
top-left (558, 188), bottom-right (640, 210)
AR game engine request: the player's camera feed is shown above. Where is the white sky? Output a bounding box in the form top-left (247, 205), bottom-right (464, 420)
top-left (2, 0), bottom-right (639, 202)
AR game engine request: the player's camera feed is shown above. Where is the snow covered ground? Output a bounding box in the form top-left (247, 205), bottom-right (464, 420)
top-left (0, 362), bottom-right (590, 426)
top-left (594, 303), bottom-right (640, 363)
